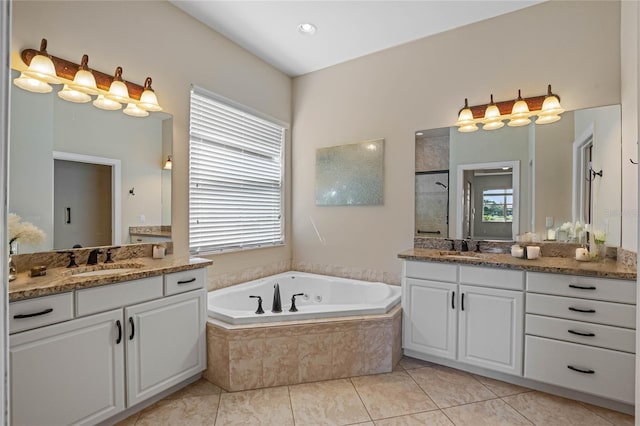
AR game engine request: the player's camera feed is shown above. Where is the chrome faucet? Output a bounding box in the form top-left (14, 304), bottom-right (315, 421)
top-left (272, 283), bottom-right (282, 313)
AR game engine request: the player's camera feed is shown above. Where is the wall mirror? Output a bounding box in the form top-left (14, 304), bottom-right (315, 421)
top-left (415, 104), bottom-right (622, 246)
top-left (9, 69), bottom-right (172, 254)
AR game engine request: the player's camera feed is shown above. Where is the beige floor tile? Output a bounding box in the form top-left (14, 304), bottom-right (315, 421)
top-left (135, 395), bottom-right (219, 426)
top-left (215, 386), bottom-right (293, 425)
top-left (398, 356), bottom-right (436, 370)
top-left (290, 378), bottom-right (371, 425)
top-left (373, 410), bottom-right (454, 426)
top-left (502, 391), bottom-right (613, 426)
top-left (407, 366), bottom-right (496, 408)
top-left (164, 378), bottom-right (223, 400)
top-left (114, 412), bottom-right (139, 426)
top-left (471, 374), bottom-right (532, 397)
top-left (443, 399), bottom-right (533, 425)
top-left (579, 402), bottom-right (635, 426)
top-left (352, 371), bottom-right (438, 419)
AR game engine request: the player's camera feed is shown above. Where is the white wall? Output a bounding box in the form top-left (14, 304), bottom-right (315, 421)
top-left (11, 0), bottom-right (292, 278)
top-left (292, 1), bottom-right (621, 282)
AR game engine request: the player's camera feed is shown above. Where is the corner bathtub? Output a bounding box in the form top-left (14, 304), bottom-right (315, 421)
top-left (207, 271), bottom-right (401, 325)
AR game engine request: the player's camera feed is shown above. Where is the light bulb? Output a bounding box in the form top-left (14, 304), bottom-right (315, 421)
top-left (93, 95), bottom-right (122, 111)
top-left (58, 85), bottom-right (91, 103)
top-left (105, 66), bottom-right (130, 103)
top-left (123, 103), bottom-right (149, 117)
top-left (138, 77), bottom-right (162, 112)
top-left (69, 55), bottom-right (99, 95)
top-left (13, 73), bottom-right (52, 93)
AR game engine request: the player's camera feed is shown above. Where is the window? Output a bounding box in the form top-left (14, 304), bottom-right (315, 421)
top-left (482, 189), bottom-right (513, 223)
top-left (189, 87), bottom-right (285, 254)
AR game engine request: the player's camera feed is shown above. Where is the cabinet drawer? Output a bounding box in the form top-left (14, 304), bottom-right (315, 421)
top-left (526, 314), bottom-right (635, 353)
top-left (527, 272), bottom-right (635, 304)
top-left (9, 292), bottom-right (74, 334)
top-left (525, 335), bottom-right (635, 404)
top-left (76, 276), bottom-right (163, 316)
top-left (460, 266), bottom-right (523, 291)
top-left (405, 261), bottom-right (457, 283)
top-left (526, 293), bottom-right (635, 329)
top-left (164, 268), bottom-right (205, 296)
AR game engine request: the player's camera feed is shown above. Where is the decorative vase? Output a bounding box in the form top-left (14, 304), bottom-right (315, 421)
top-left (596, 243), bottom-right (606, 262)
top-left (8, 244), bottom-right (17, 281)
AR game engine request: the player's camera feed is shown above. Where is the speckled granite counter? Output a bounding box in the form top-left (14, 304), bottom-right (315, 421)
top-left (9, 255), bottom-right (213, 302)
top-left (398, 248), bottom-right (636, 281)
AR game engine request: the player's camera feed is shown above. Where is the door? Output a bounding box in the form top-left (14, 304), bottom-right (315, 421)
top-left (403, 278), bottom-right (457, 360)
top-left (126, 289), bottom-right (206, 406)
top-left (458, 285), bottom-right (523, 375)
top-left (10, 309), bottom-right (125, 426)
top-left (54, 159), bottom-right (112, 249)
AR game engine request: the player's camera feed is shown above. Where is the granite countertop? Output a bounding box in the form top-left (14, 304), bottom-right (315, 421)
top-left (398, 248), bottom-right (637, 281)
top-left (9, 255), bottom-right (213, 302)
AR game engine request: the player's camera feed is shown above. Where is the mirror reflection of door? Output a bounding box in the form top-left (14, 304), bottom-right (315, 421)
top-left (54, 160), bottom-right (112, 249)
top-left (463, 179), bottom-right (472, 238)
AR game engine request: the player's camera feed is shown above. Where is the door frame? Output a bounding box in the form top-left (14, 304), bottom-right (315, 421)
top-left (53, 151), bottom-right (122, 246)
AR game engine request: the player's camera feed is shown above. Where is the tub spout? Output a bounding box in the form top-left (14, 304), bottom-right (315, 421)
top-left (272, 283), bottom-right (282, 313)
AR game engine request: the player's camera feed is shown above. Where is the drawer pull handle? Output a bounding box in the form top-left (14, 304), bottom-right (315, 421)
top-left (461, 293), bottom-right (465, 311)
top-left (13, 308), bottom-right (53, 319)
top-left (116, 320), bottom-right (122, 344)
top-left (569, 284), bottom-right (597, 290)
top-left (569, 307), bottom-right (596, 313)
top-left (177, 278), bottom-right (197, 285)
top-left (568, 329), bottom-right (595, 337)
top-left (567, 365), bottom-right (595, 374)
top-left (451, 291), bottom-right (455, 310)
top-left (129, 317), bottom-right (135, 340)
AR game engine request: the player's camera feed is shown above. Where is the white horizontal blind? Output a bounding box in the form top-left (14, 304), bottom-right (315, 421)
top-left (189, 88), bottom-right (284, 254)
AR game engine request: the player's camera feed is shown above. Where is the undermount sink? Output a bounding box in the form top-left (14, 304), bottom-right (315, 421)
top-left (67, 263), bottom-right (145, 278)
top-left (438, 251), bottom-right (481, 260)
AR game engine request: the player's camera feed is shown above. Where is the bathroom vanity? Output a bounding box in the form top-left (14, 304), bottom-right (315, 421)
top-left (399, 248), bottom-right (636, 412)
top-left (8, 255), bottom-right (211, 426)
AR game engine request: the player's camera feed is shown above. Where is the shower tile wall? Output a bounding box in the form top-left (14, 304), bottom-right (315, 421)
top-left (416, 134), bottom-right (449, 172)
top-left (415, 132), bottom-right (450, 237)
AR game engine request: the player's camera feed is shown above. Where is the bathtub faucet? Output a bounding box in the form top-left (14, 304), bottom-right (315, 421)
top-left (272, 283), bottom-right (282, 313)
top-left (289, 293), bottom-right (304, 312)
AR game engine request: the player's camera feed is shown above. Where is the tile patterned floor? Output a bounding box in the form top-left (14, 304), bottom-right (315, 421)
top-left (118, 357), bottom-right (634, 426)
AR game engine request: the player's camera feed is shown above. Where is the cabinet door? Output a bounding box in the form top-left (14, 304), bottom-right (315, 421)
top-left (403, 278), bottom-right (457, 360)
top-left (126, 289), bottom-right (206, 406)
top-left (10, 309), bottom-right (125, 426)
top-left (458, 285), bottom-right (523, 375)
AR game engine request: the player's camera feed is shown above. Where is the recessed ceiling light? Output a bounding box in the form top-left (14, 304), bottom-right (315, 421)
top-left (297, 23), bottom-right (317, 35)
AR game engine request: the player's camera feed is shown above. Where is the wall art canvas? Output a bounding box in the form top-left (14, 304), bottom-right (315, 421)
top-left (315, 138), bottom-right (384, 206)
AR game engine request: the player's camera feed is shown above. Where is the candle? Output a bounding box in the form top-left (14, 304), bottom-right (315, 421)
top-left (575, 247), bottom-right (589, 261)
top-left (547, 228), bottom-right (556, 240)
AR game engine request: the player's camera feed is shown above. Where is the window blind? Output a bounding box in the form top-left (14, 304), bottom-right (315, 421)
top-left (189, 88), bottom-right (284, 254)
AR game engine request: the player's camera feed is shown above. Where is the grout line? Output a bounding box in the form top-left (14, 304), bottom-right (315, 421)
top-left (287, 386), bottom-right (297, 425)
top-left (573, 401), bottom-right (619, 426)
top-left (213, 391), bottom-right (223, 425)
top-left (500, 394), bottom-right (538, 425)
top-left (349, 377), bottom-right (374, 423)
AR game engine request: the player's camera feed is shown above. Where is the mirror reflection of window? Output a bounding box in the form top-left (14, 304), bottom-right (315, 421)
top-left (482, 189), bottom-right (513, 223)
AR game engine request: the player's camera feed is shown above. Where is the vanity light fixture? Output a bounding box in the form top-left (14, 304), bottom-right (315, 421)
top-left (455, 85), bottom-right (564, 132)
top-left (163, 155), bottom-right (173, 170)
top-left (14, 38), bottom-right (164, 117)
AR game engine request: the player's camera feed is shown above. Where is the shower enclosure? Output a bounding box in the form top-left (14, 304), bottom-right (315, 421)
top-left (415, 171), bottom-right (449, 237)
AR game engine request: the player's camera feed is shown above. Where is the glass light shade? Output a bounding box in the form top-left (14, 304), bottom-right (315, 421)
top-left (507, 116), bottom-right (531, 127)
top-left (105, 80), bottom-right (130, 103)
top-left (58, 85), bottom-right (91, 103)
top-left (163, 156), bottom-right (172, 170)
top-left (123, 103), bottom-right (149, 117)
top-left (483, 119), bottom-right (505, 130)
top-left (13, 73), bottom-right (52, 93)
top-left (511, 99), bottom-right (530, 117)
top-left (483, 104), bottom-right (501, 121)
top-left (93, 95), bottom-right (122, 111)
top-left (541, 94), bottom-right (565, 115)
top-left (139, 89), bottom-right (162, 112)
top-left (458, 123), bottom-right (479, 133)
top-left (535, 113), bottom-right (561, 125)
top-left (455, 107), bottom-right (474, 126)
top-left (22, 54), bottom-right (60, 84)
top-left (69, 69), bottom-right (99, 95)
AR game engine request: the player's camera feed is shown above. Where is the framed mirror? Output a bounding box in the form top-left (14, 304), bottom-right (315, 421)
top-left (415, 104), bottom-right (622, 246)
top-left (9, 69), bottom-right (172, 254)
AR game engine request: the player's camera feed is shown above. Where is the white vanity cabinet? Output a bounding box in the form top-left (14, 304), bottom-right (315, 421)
top-left (9, 267), bottom-right (207, 426)
top-left (524, 272), bottom-right (636, 404)
top-left (402, 261), bottom-right (524, 376)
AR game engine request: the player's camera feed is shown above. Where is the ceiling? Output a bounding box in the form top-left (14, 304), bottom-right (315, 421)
top-left (170, 0), bottom-right (544, 77)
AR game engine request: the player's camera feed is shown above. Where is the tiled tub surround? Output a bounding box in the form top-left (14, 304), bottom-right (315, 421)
top-left (204, 303), bottom-right (402, 392)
